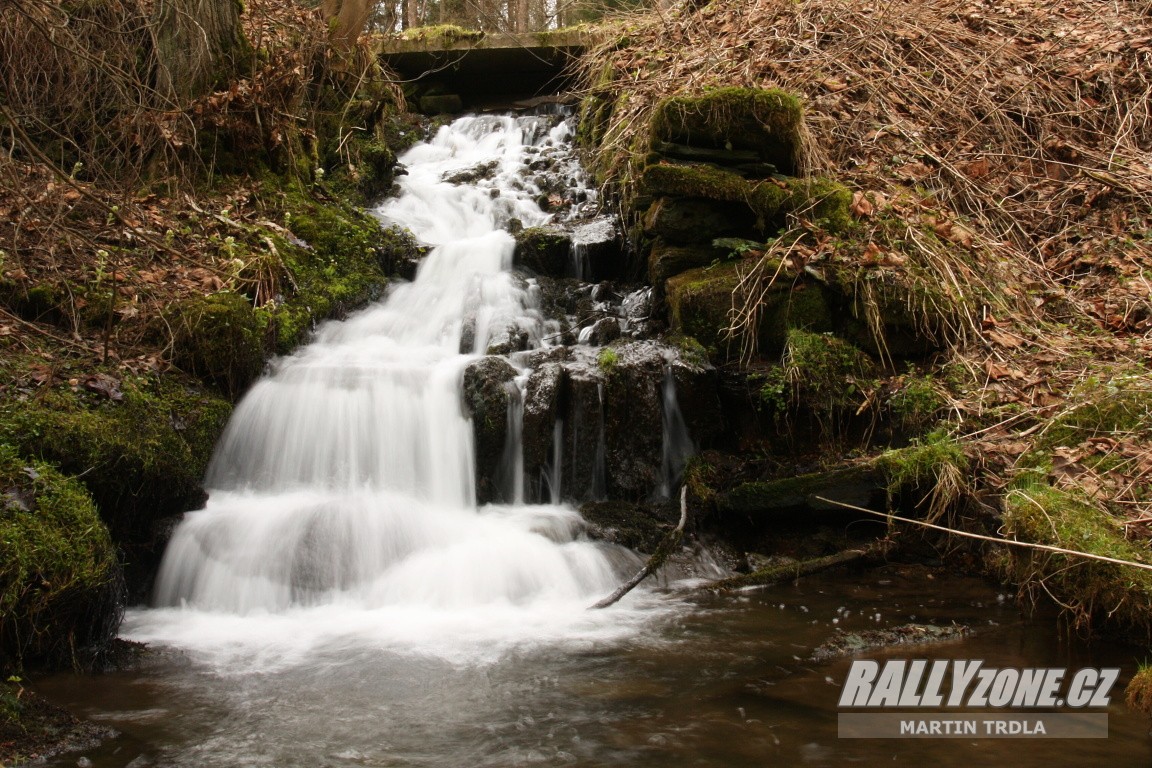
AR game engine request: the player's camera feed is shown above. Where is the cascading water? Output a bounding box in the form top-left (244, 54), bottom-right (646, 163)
top-left (128, 113), bottom-right (667, 667)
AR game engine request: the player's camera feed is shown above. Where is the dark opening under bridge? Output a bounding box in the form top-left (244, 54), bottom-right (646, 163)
top-left (375, 30), bottom-right (596, 111)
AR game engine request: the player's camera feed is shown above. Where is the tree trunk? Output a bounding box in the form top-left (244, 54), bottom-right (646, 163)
top-left (402, 0), bottom-right (419, 29)
top-left (153, 0), bottom-right (246, 101)
top-left (322, 0), bottom-right (374, 48)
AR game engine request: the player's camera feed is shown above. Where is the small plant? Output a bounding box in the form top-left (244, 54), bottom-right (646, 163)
top-left (597, 347), bottom-right (619, 373)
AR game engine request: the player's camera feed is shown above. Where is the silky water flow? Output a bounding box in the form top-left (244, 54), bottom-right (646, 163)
top-left (129, 113), bottom-right (672, 667)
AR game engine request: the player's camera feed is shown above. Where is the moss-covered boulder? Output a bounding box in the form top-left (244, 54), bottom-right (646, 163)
top-left (650, 88), bottom-right (804, 175)
top-left (717, 465), bottom-right (885, 518)
top-left (1003, 482), bottom-right (1152, 637)
top-left (265, 196), bottom-right (394, 353)
top-left (648, 239), bottom-right (727, 285)
top-left (169, 292), bottom-right (264, 398)
top-left (643, 163), bottom-right (852, 234)
top-left (513, 226), bottom-right (572, 277)
top-left (0, 376), bottom-right (231, 556)
top-left (642, 197), bottom-right (756, 244)
top-left (0, 446), bottom-right (120, 668)
top-left (665, 259), bottom-right (835, 360)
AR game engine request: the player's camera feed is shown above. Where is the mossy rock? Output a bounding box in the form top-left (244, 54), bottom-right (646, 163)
top-left (0, 445), bottom-right (120, 669)
top-left (665, 260), bottom-right (744, 357)
top-left (169, 292), bottom-right (264, 398)
top-left (648, 239), bottom-right (728, 284)
top-left (1003, 481), bottom-right (1152, 638)
top-left (642, 163), bottom-right (851, 234)
top-left (717, 465), bottom-right (885, 517)
top-left (774, 328), bottom-right (874, 414)
top-left (0, 376), bottom-right (231, 551)
top-left (513, 227), bottom-right (572, 277)
top-left (0, 280), bottom-right (68, 327)
top-left (262, 192), bottom-right (395, 353)
top-left (650, 87), bottom-right (803, 175)
top-left (641, 196), bottom-right (756, 245)
top-left (665, 261), bottom-right (834, 361)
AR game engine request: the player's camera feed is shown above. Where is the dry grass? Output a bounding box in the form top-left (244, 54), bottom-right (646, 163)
top-left (575, 0), bottom-right (1152, 350)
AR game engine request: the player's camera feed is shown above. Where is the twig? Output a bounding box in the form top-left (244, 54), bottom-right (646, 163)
top-left (589, 485), bottom-right (689, 609)
top-left (710, 543), bottom-right (883, 591)
top-left (811, 496), bottom-right (1152, 572)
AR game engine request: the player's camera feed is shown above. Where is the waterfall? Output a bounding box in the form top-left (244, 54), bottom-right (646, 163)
top-left (657, 365), bottom-right (696, 500)
top-left (132, 114), bottom-right (665, 666)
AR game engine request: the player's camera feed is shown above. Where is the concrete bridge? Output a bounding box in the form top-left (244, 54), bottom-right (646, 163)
top-left (375, 29), bottom-right (595, 111)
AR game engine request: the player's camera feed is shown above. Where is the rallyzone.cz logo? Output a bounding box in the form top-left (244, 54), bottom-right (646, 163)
top-left (836, 659), bottom-right (1119, 739)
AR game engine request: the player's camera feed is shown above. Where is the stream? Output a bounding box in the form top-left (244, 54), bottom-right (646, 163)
top-left (30, 112), bottom-right (1152, 767)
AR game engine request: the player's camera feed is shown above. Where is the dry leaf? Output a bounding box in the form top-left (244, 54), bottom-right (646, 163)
top-left (850, 191), bottom-right (874, 218)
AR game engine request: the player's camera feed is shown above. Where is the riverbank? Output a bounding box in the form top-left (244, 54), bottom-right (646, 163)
top-left (570, 0), bottom-right (1152, 641)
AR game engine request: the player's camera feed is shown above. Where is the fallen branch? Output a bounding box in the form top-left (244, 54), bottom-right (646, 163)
top-left (811, 496), bottom-right (1152, 572)
top-left (710, 543), bottom-right (883, 591)
top-left (589, 486), bottom-right (689, 609)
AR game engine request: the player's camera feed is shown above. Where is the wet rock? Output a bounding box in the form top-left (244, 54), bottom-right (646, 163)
top-left (513, 226), bottom-right (571, 277)
top-left (462, 356), bottom-right (518, 504)
top-left (571, 217), bottom-right (625, 280)
top-left (621, 287), bottom-right (653, 336)
top-left (599, 343), bottom-right (668, 500)
top-left (669, 358), bottom-right (724, 449)
top-left (810, 623), bottom-right (970, 663)
top-left (484, 326), bottom-right (531, 356)
top-left (563, 367), bottom-right (608, 500)
top-left (579, 499), bottom-right (681, 552)
top-left (580, 316), bottom-right (620, 346)
top-left (716, 465), bottom-right (886, 518)
top-left (521, 341), bottom-right (719, 504)
top-left (522, 361), bottom-right (565, 490)
top-left (442, 160), bottom-right (499, 185)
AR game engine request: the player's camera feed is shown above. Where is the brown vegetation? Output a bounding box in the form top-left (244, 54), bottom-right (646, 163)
top-left (576, 0), bottom-right (1152, 636)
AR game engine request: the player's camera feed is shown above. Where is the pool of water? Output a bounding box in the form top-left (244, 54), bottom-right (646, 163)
top-left (32, 564), bottom-right (1152, 767)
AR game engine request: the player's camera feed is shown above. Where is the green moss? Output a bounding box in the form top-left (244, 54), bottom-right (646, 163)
top-left (1126, 665), bottom-right (1152, 716)
top-left (887, 373), bottom-right (946, 434)
top-left (168, 292), bottom-right (264, 397)
top-left (666, 261), bottom-right (837, 363)
top-left (873, 430), bottom-right (967, 521)
top-left (663, 333), bottom-right (709, 368)
top-left (642, 163), bottom-right (851, 234)
top-left (514, 227), bottom-right (571, 276)
top-left (650, 87), bottom-right (803, 174)
top-left (778, 329), bottom-right (874, 413)
top-left (665, 259), bottom-right (743, 358)
top-left (718, 464), bottom-right (883, 515)
top-left (875, 431), bottom-right (967, 493)
top-left (1040, 377), bottom-right (1152, 447)
top-left (1003, 480), bottom-right (1152, 637)
top-left (0, 374), bottom-right (231, 545)
top-left (259, 188), bottom-right (399, 353)
top-left (398, 24), bottom-right (484, 44)
top-left (0, 445), bottom-right (119, 669)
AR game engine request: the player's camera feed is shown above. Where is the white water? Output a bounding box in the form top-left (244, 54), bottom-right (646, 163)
top-left (129, 114), bottom-right (668, 670)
